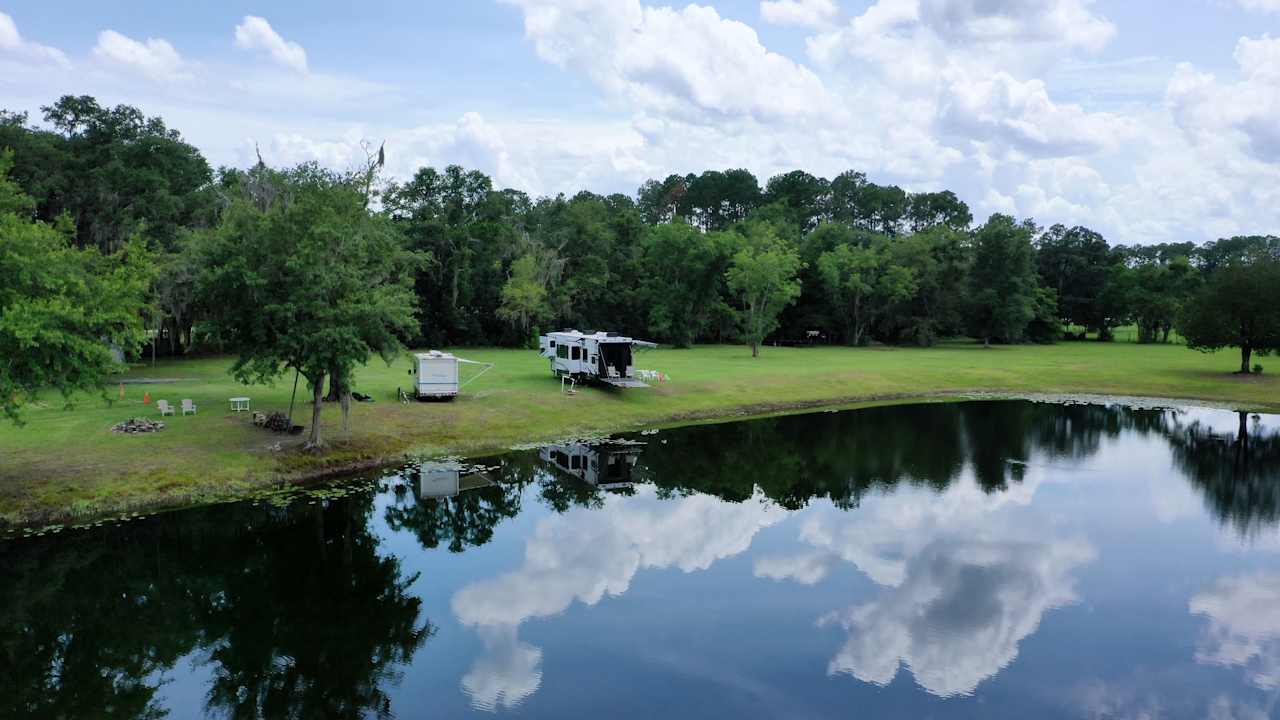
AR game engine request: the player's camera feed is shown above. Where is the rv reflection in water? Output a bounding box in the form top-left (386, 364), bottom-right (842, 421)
top-left (539, 442), bottom-right (641, 491)
top-left (408, 464), bottom-right (496, 501)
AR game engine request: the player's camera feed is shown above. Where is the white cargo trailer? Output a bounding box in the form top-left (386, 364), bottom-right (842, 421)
top-left (538, 330), bottom-right (657, 388)
top-left (410, 351), bottom-right (493, 399)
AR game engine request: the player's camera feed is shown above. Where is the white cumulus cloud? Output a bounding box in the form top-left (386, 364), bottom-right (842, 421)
top-left (806, 0), bottom-right (1125, 159)
top-left (760, 0), bottom-right (839, 28)
top-left (92, 30), bottom-right (187, 82)
top-left (501, 0), bottom-right (832, 122)
top-left (1236, 0), bottom-right (1280, 12)
top-left (939, 70), bottom-right (1130, 156)
top-left (234, 16), bottom-right (308, 73)
top-left (0, 11), bottom-right (70, 68)
top-left (1168, 35), bottom-right (1280, 162)
top-left (915, 0), bottom-right (1114, 52)
top-left (6, 0), bottom-right (1274, 249)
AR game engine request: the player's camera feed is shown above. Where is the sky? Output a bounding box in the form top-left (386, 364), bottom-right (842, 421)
top-left (1, 0), bottom-right (1278, 244)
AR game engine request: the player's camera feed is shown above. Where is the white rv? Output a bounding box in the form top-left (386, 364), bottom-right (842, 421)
top-left (410, 351), bottom-right (493, 399)
top-left (539, 442), bottom-right (641, 490)
top-left (538, 331), bottom-right (656, 388)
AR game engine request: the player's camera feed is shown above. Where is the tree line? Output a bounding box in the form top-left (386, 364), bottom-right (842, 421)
top-left (2, 96), bottom-right (1279, 437)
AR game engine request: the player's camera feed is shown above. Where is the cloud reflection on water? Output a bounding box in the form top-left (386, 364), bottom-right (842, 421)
top-left (444, 402), bottom-right (1280, 710)
top-left (754, 471), bottom-right (1043, 588)
top-left (451, 486), bottom-right (787, 710)
top-left (822, 536), bottom-right (1094, 697)
top-left (758, 469), bottom-right (1095, 698)
top-left (1191, 573), bottom-right (1280, 691)
top-left (460, 626), bottom-right (543, 711)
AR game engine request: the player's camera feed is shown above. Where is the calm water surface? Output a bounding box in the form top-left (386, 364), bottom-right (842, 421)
top-left (4, 400), bottom-right (1280, 718)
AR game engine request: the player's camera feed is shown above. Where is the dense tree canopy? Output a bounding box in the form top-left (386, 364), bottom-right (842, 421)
top-left (968, 215), bottom-right (1040, 346)
top-left (877, 227), bottom-right (970, 346)
top-left (383, 165), bottom-right (517, 346)
top-left (640, 222), bottom-right (735, 347)
top-left (726, 222), bottom-right (803, 357)
top-left (497, 254), bottom-right (553, 341)
top-left (0, 97), bottom-right (213, 253)
top-left (1179, 257), bottom-right (1280, 374)
top-left (1035, 224), bottom-right (1116, 335)
top-left (3, 92), bottom-right (1279, 411)
top-left (0, 151), bottom-right (153, 423)
top-left (818, 235), bottom-right (915, 347)
top-left (196, 164), bottom-right (424, 446)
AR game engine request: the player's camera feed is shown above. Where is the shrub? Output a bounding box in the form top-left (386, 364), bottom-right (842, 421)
top-left (1254, 363), bottom-right (1264, 375)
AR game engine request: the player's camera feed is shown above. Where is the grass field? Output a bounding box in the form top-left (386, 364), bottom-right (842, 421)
top-left (2, 341), bottom-right (1276, 528)
top-left (1067, 324), bottom-right (1186, 344)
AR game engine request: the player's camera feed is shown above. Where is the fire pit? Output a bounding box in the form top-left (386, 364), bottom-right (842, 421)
top-left (112, 418), bottom-right (166, 434)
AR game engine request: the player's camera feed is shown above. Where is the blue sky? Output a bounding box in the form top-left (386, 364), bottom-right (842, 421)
top-left (2, 0), bottom-right (1278, 244)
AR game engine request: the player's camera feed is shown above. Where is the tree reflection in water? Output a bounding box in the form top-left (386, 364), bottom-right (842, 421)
top-left (0, 494), bottom-right (431, 720)
top-left (1166, 411), bottom-right (1280, 538)
top-left (198, 499), bottom-right (432, 719)
top-left (383, 403), bottom-right (1280, 562)
top-left (637, 401), bottom-right (1129, 506)
top-left (0, 521), bottom-right (197, 719)
top-left (384, 462), bottom-right (526, 553)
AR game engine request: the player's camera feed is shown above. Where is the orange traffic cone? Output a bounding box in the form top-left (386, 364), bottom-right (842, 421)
top-left (143, 391), bottom-right (151, 406)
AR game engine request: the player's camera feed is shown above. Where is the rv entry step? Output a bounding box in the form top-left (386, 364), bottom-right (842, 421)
top-left (600, 377), bottom-right (650, 389)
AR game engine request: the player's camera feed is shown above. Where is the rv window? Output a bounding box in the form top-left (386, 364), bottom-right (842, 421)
top-left (571, 346), bottom-right (581, 361)
top-left (570, 455), bottom-right (581, 469)
top-left (549, 340), bottom-right (556, 347)
top-left (557, 345), bottom-right (568, 359)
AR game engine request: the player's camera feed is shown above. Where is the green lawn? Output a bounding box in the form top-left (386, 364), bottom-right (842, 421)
top-left (1067, 324), bottom-right (1186, 344)
top-left (2, 341), bottom-right (1276, 528)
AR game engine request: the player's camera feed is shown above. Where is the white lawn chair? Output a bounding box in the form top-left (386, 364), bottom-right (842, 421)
top-left (181, 399), bottom-right (197, 416)
top-left (157, 400), bottom-right (175, 416)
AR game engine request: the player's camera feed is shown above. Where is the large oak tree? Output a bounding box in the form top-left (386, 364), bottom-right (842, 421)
top-left (197, 164), bottom-right (423, 447)
top-left (1179, 257), bottom-right (1280, 374)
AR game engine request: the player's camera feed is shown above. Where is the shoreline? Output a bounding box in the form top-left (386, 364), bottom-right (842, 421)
top-left (4, 387), bottom-right (1274, 537)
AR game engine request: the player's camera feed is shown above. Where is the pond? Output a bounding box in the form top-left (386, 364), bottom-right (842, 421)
top-left (3, 400), bottom-right (1280, 718)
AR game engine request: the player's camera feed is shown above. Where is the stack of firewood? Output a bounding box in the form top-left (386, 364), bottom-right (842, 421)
top-left (252, 411), bottom-right (292, 432)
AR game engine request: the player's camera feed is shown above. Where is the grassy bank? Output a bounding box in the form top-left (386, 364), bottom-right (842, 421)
top-left (2, 342), bottom-right (1276, 528)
